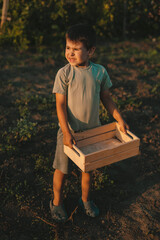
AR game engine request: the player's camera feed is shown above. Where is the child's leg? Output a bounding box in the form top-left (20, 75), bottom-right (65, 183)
top-left (81, 172), bottom-right (92, 202)
top-left (80, 171), bottom-right (99, 217)
top-left (53, 169), bottom-right (66, 206)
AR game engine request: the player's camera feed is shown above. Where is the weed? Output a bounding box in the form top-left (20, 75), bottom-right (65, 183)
top-left (113, 96), bottom-right (142, 111)
top-left (33, 154), bottom-right (52, 174)
top-left (93, 168), bottom-right (114, 191)
top-left (151, 82), bottom-right (160, 95)
top-left (0, 143), bottom-right (16, 153)
top-left (99, 102), bottom-right (110, 124)
top-left (3, 118), bottom-right (37, 144)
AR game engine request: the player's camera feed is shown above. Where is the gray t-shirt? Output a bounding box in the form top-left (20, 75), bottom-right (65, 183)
top-left (53, 61), bottom-right (112, 132)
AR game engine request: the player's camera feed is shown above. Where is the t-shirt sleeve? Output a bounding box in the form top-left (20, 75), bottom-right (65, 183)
top-left (101, 68), bottom-right (112, 91)
top-left (52, 68), bottom-right (68, 95)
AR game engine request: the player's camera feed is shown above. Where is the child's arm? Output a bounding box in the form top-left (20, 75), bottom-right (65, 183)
top-left (56, 93), bottom-right (76, 148)
top-left (100, 89), bottom-right (129, 134)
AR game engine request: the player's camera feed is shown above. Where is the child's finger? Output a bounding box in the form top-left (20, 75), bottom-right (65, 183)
top-left (68, 140), bottom-right (73, 149)
top-left (122, 127), bottom-right (127, 134)
top-left (120, 124), bottom-right (127, 134)
top-left (73, 138), bottom-right (76, 145)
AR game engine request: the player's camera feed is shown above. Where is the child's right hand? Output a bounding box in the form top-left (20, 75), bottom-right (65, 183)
top-left (63, 132), bottom-right (76, 149)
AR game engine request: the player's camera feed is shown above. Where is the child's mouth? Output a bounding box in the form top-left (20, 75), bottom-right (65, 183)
top-left (69, 58), bottom-right (76, 63)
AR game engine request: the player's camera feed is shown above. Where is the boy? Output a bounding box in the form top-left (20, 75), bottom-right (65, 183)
top-left (50, 23), bottom-right (129, 222)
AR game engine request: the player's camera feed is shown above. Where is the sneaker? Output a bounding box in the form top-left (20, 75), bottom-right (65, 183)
top-left (79, 198), bottom-right (99, 217)
top-left (50, 200), bottom-right (68, 222)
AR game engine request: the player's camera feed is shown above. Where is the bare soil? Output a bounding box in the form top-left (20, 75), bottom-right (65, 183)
top-left (0, 40), bottom-right (160, 240)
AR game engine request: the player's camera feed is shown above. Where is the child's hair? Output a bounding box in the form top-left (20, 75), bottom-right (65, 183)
top-left (66, 23), bottom-right (96, 50)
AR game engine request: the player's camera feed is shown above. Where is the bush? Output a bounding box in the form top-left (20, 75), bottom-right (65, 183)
top-left (0, 0), bottom-right (159, 49)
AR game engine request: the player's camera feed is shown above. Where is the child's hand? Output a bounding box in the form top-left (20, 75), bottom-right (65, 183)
top-left (118, 119), bottom-right (129, 134)
top-left (63, 132), bottom-right (76, 149)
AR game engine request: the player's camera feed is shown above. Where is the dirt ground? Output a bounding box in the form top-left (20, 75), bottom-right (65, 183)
top-left (0, 39), bottom-right (160, 240)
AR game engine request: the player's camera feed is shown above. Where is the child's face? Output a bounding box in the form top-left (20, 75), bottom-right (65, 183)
top-left (65, 38), bottom-right (93, 68)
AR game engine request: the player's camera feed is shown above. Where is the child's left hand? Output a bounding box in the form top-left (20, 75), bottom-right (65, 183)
top-left (118, 119), bottom-right (129, 134)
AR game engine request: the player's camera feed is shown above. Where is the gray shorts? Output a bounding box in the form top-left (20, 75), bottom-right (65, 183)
top-left (53, 128), bottom-right (74, 174)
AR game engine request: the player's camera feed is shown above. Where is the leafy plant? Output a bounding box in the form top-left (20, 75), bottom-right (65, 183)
top-left (151, 82), bottom-right (160, 95)
top-left (3, 118), bottom-right (37, 144)
top-left (0, 0), bottom-right (160, 49)
top-left (93, 168), bottom-right (114, 191)
top-left (34, 154), bottom-right (52, 174)
top-left (113, 96), bottom-right (142, 111)
top-left (99, 102), bottom-right (110, 124)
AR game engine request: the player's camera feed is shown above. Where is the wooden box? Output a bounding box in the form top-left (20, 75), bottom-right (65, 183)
top-left (64, 122), bottom-right (140, 172)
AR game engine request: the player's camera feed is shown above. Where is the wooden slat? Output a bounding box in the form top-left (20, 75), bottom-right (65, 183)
top-left (73, 122), bottom-right (116, 141)
top-left (85, 147), bottom-right (140, 172)
top-left (76, 130), bottom-right (116, 148)
top-left (84, 138), bottom-right (140, 163)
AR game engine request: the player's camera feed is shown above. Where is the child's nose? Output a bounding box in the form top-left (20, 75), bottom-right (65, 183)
top-left (69, 49), bottom-right (74, 55)
top-left (70, 51), bottom-right (74, 56)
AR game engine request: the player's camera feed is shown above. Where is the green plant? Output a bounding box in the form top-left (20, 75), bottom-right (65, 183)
top-left (16, 94), bottom-right (55, 112)
top-left (0, 0), bottom-right (159, 50)
top-left (93, 168), bottom-right (114, 191)
top-left (99, 102), bottom-right (110, 124)
top-left (34, 154), bottom-right (52, 174)
top-left (151, 82), bottom-right (160, 95)
top-left (2, 118), bottom-right (37, 150)
top-left (113, 96), bottom-right (142, 111)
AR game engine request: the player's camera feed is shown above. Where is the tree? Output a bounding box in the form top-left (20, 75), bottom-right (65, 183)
top-left (1, 0), bottom-right (9, 28)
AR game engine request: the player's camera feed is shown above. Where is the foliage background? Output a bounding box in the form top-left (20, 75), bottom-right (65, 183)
top-left (0, 0), bottom-right (160, 50)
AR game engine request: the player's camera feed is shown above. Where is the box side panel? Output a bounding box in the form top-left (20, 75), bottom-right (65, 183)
top-left (74, 122), bottom-right (116, 141)
top-left (126, 130), bottom-right (140, 140)
top-left (85, 147), bottom-right (140, 172)
top-left (77, 131), bottom-right (116, 148)
top-left (116, 128), bottom-right (132, 143)
top-left (85, 139), bottom-right (140, 163)
top-left (64, 145), bottom-right (85, 171)
top-left (115, 123), bottom-right (140, 143)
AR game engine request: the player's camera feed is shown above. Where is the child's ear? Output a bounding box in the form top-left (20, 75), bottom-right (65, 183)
top-left (89, 47), bottom-right (96, 57)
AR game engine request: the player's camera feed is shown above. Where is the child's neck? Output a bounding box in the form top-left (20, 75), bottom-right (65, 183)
top-left (76, 60), bottom-right (90, 68)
